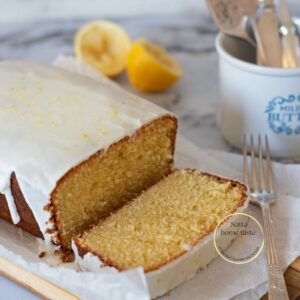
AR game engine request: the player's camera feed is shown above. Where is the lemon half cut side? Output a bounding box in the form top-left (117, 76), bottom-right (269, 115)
top-left (127, 39), bottom-right (183, 92)
top-left (75, 20), bottom-right (131, 77)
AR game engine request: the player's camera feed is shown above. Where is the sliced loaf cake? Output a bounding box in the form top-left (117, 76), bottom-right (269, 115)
top-left (74, 169), bottom-right (248, 276)
top-left (0, 60), bottom-right (177, 256)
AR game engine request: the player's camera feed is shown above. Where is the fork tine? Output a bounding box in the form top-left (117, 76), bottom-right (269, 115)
top-left (243, 134), bottom-right (249, 186)
top-left (258, 134), bottom-right (266, 192)
top-left (250, 134), bottom-right (258, 192)
top-left (265, 135), bottom-right (274, 193)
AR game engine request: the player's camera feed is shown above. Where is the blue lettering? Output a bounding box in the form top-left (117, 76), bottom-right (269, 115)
top-left (269, 113), bottom-right (280, 121)
top-left (267, 95), bottom-right (300, 135)
top-left (280, 105), bottom-right (300, 112)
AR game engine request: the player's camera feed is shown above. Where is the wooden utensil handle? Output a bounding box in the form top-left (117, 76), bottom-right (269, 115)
top-left (0, 256), bottom-right (80, 300)
top-left (256, 9), bottom-right (282, 67)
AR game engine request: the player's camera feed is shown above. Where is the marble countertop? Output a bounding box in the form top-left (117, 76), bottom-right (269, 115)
top-left (0, 15), bottom-right (233, 152)
top-left (1, 14), bottom-right (299, 163)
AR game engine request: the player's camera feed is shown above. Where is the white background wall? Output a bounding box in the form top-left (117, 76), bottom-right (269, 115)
top-left (0, 0), bottom-right (208, 23)
top-left (1, 0), bottom-right (298, 24)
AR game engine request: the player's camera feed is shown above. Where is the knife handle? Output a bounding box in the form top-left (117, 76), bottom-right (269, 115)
top-left (279, 0), bottom-right (300, 68)
top-left (256, 8), bottom-right (282, 67)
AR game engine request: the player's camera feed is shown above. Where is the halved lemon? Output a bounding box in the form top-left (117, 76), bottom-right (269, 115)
top-left (75, 20), bottom-right (131, 77)
top-left (127, 39), bottom-right (183, 92)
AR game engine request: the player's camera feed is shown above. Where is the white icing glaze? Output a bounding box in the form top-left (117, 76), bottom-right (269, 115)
top-left (53, 55), bottom-right (113, 86)
top-left (0, 60), bottom-right (171, 247)
top-left (74, 192), bottom-right (250, 298)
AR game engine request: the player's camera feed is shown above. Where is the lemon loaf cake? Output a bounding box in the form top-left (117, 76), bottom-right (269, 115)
top-left (0, 61), bottom-right (177, 254)
top-left (74, 169), bottom-right (248, 296)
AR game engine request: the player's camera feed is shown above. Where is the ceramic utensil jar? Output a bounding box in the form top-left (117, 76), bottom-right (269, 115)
top-left (216, 20), bottom-right (300, 158)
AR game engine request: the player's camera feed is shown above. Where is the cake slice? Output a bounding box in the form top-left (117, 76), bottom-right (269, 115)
top-left (74, 169), bottom-right (248, 296)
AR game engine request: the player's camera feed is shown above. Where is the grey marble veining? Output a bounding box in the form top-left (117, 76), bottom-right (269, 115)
top-left (0, 15), bottom-right (299, 162)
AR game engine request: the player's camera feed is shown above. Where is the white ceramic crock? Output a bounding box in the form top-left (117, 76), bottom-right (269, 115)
top-left (216, 20), bottom-right (300, 158)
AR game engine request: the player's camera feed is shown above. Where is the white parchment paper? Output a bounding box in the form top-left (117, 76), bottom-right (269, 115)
top-left (0, 56), bottom-right (299, 300)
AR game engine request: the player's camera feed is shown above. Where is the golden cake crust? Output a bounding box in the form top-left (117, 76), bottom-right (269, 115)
top-left (49, 115), bottom-right (177, 252)
top-left (0, 115), bottom-right (177, 255)
top-left (74, 169), bottom-right (248, 273)
top-left (0, 173), bottom-right (43, 238)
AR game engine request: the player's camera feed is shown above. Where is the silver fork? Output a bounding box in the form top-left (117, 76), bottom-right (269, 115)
top-left (243, 134), bottom-right (289, 300)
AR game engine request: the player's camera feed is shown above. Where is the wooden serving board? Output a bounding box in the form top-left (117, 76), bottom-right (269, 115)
top-left (0, 256), bottom-right (79, 300)
top-left (261, 257), bottom-right (300, 300)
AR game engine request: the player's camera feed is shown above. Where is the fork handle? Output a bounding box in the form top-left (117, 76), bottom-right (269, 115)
top-left (261, 204), bottom-right (289, 300)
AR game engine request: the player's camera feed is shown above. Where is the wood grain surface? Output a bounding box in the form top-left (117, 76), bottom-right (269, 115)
top-left (0, 256), bottom-right (79, 300)
top-left (261, 257), bottom-right (300, 300)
